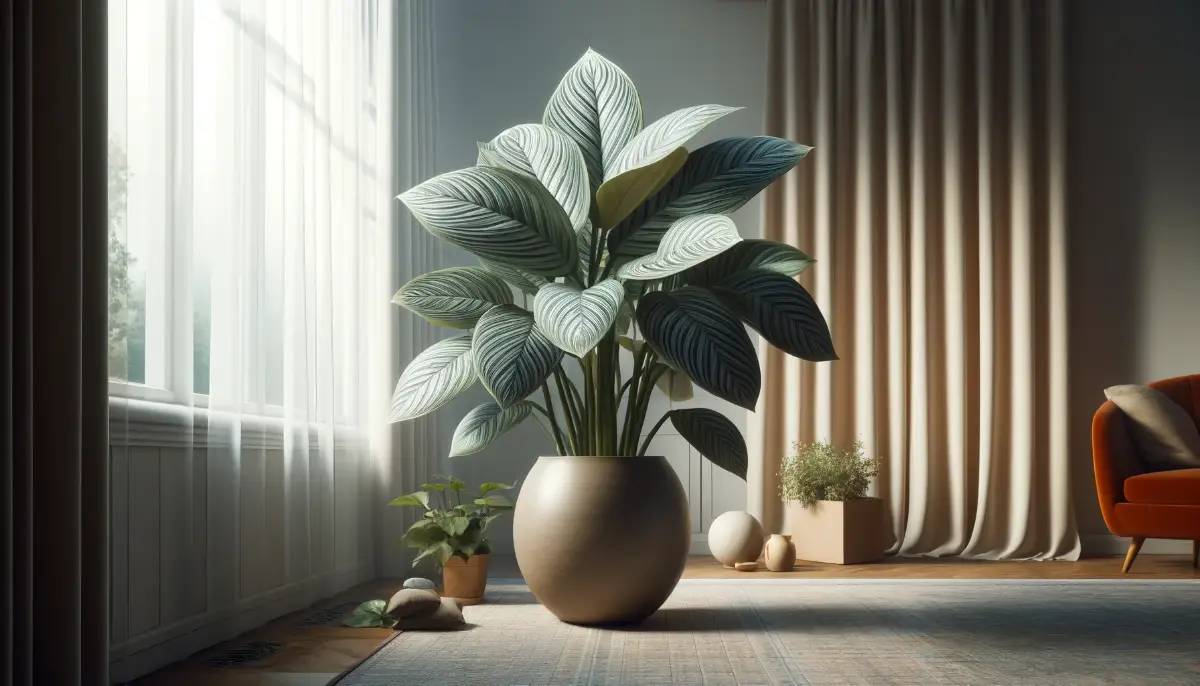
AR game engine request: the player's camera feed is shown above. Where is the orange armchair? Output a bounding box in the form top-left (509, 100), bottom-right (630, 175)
top-left (1092, 374), bottom-right (1200, 573)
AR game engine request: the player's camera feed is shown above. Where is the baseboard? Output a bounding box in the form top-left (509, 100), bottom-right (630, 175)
top-left (689, 534), bottom-right (711, 556)
top-left (1080, 533), bottom-right (1194, 556)
top-left (108, 561), bottom-right (374, 684)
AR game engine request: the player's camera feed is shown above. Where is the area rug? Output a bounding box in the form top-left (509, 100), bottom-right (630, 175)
top-left (335, 579), bottom-right (1200, 685)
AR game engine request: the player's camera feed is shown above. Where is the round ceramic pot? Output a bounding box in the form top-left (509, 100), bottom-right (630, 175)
top-left (442, 553), bottom-right (489, 605)
top-left (513, 455), bottom-right (690, 625)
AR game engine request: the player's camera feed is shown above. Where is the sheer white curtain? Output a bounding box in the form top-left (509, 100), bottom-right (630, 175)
top-left (107, 0), bottom-right (396, 646)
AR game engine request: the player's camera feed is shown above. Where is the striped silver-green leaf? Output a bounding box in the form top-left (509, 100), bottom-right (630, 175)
top-left (532, 279), bottom-right (625, 357)
top-left (682, 239), bottom-right (814, 287)
top-left (668, 408), bottom-right (748, 479)
top-left (392, 267), bottom-right (513, 329)
top-left (595, 104), bottom-right (739, 229)
top-left (450, 401), bottom-right (535, 456)
top-left (487, 124), bottom-right (590, 232)
top-left (617, 214), bottom-right (742, 281)
top-left (609, 137), bottom-right (811, 259)
top-left (605, 104), bottom-right (741, 180)
top-left (713, 268), bottom-right (837, 362)
top-left (399, 166), bottom-right (576, 277)
top-left (473, 304), bottom-right (564, 407)
top-left (543, 48), bottom-right (642, 193)
top-left (480, 259), bottom-right (548, 295)
top-left (576, 222), bottom-right (595, 283)
top-left (636, 287), bottom-right (760, 410)
top-left (389, 334), bottom-right (476, 422)
top-left (476, 141), bottom-right (503, 167)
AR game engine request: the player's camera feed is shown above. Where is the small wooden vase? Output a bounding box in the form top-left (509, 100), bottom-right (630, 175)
top-left (764, 534), bottom-right (796, 572)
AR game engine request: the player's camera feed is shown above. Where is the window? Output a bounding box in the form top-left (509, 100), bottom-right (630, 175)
top-left (108, 0), bottom-right (389, 426)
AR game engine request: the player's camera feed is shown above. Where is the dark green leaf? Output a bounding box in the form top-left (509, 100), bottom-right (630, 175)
top-left (610, 136), bottom-right (811, 260)
top-left (681, 239), bottom-right (814, 287)
top-left (668, 408), bottom-right (749, 480)
top-left (713, 268), bottom-right (836, 362)
top-left (635, 287), bottom-right (760, 409)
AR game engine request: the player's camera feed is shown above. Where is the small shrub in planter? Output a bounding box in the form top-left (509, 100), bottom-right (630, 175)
top-left (779, 440), bottom-right (884, 564)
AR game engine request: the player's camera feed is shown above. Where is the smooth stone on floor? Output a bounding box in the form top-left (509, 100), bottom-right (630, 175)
top-left (403, 577), bottom-right (436, 590)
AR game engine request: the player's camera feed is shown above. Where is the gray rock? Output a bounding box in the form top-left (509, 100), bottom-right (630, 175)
top-left (403, 577), bottom-right (436, 590)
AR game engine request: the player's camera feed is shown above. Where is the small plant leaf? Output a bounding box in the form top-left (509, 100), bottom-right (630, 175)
top-left (478, 481), bottom-right (516, 496)
top-left (388, 491), bottom-right (430, 508)
top-left (345, 600), bottom-right (391, 628)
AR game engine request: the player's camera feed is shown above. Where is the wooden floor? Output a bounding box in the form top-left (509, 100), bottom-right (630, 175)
top-left (131, 553), bottom-right (1199, 685)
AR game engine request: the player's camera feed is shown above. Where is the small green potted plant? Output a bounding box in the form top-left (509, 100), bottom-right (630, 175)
top-left (779, 440), bottom-right (884, 564)
top-left (389, 475), bottom-right (516, 603)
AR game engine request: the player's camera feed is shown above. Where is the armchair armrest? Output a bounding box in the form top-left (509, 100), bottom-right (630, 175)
top-left (1091, 400), bottom-right (1144, 536)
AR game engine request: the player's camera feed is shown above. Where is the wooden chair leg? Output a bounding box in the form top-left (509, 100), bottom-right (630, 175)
top-left (1122, 537), bottom-right (1146, 574)
top-left (1192, 540), bottom-right (1198, 569)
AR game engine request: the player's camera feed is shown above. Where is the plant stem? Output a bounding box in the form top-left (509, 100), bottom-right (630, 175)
top-left (638, 413), bottom-right (671, 456)
top-left (587, 223), bottom-right (604, 286)
top-left (552, 367), bottom-right (579, 454)
top-left (538, 384), bottom-right (567, 455)
top-left (619, 343), bottom-right (647, 454)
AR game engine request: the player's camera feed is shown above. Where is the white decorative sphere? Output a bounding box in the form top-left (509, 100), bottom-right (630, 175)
top-left (708, 511), bottom-right (764, 567)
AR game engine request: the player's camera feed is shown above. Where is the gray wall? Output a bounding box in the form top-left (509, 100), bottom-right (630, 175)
top-left (428, 0), bottom-right (770, 553)
top-left (1067, 0), bottom-right (1200, 541)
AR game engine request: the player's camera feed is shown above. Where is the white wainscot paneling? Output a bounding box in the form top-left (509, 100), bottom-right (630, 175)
top-left (108, 400), bottom-right (376, 682)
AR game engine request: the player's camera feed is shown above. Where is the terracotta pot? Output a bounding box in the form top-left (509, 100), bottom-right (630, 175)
top-left (764, 533), bottom-right (796, 571)
top-left (790, 497), bottom-right (885, 564)
top-left (513, 456), bottom-right (690, 625)
top-left (442, 553), bottom-right (489, 603)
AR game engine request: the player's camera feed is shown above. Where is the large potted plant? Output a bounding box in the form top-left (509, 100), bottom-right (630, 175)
top-left (780, 440), bottom-right (885, 564)
top-left (389, 49), bottom-right (834, 625)
top-left (389, 476), bottom-right (515, 604)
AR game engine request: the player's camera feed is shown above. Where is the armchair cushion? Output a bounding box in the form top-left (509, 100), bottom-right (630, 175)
top-left (1104, 384), bottom-right (1200, 471)
top-left (1124, 468), bottom-right (1200, 506)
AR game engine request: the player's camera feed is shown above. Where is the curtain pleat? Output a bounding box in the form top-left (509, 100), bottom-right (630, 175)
top-left (2, 1), bottom-right (110, 683)
top-left (754, 0), bottom-right (1078, 560)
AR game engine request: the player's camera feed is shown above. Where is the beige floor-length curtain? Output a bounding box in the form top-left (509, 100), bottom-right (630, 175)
top-left (749, 0), bottom-right (1080, 560)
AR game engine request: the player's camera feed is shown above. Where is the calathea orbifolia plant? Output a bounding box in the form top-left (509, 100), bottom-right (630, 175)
top-left (389, 49), bottom-right (835, 478)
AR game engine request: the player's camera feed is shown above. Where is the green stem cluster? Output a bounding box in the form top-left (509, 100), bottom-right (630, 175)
top-left (534, 229), bottom-right (670, 457)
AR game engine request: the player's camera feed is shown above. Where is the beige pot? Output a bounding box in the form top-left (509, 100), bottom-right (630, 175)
top-left (442, 553), bottom-right (489, 604)
top-left (790, 497), bottom-right (885, 564)
top-left (513, 456), bottom-right (690, 625)
top-left (764, 533), bottom-right (796, 571)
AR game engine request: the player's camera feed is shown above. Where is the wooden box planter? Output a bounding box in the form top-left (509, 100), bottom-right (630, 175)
top-left (790, 497), bottom-right (885, 565)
